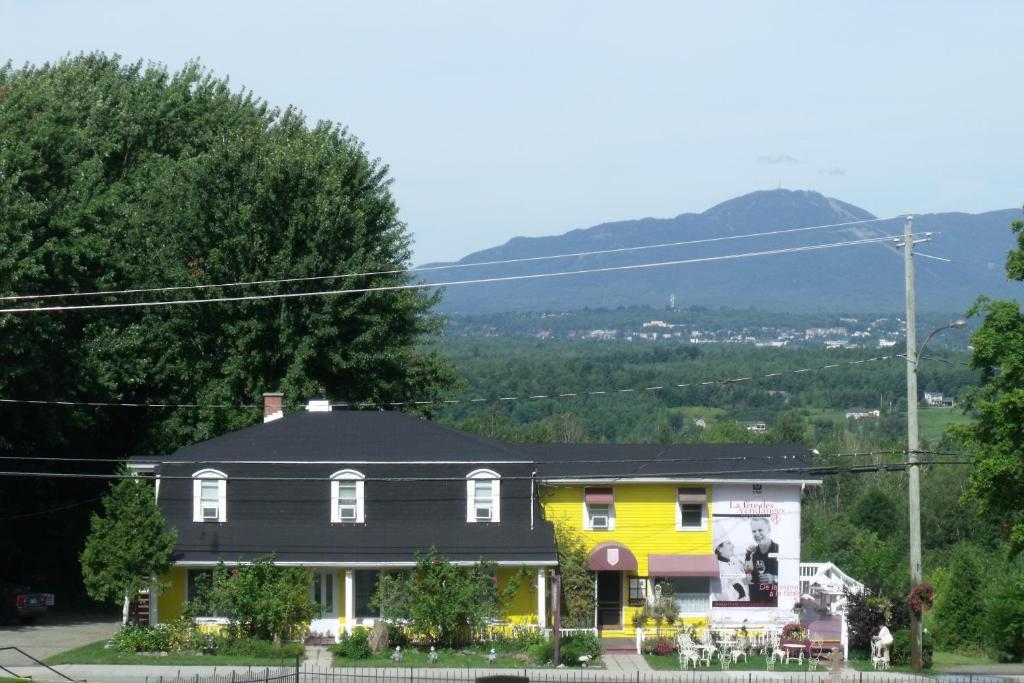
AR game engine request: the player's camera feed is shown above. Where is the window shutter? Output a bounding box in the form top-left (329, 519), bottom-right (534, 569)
top-left (355, 480), bottom-right (365, 523)
top-left (491, 479), bottom-right (501, 523)
top-left (218, 479), bottom-right (227, 522)
top-left (330, 480), bottom-right (340, 523)
top-left (193, 478), bottom-right (202, 522)
top-left (466, 479), bottom-right (475, 522)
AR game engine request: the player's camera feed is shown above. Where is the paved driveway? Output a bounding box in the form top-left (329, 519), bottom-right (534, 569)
top-left (0, 611), bottom-right (120, 663)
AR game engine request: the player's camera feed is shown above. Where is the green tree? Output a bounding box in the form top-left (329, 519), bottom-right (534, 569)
top-left (954, 211), bottom-right (1024, 551)
top-left (0, 53), bottom-right (454, 453)
top-left (931, 543), bottom-right (985, 652)
top-left (191, 557), bottom-right (318, 644)
top-left (371, 549), bottom-right (525, 647)
top-left (551, 519), bottom-right (595, 628)
top-left (80, 472), bottom-right (177, 624)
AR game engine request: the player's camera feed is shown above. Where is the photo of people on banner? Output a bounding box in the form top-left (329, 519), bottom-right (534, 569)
top-left (711, 514), bottom-right (779, 607)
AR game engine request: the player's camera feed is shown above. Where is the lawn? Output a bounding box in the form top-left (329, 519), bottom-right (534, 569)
top-left (332, 647), bottom-right (537, 668)
top-left (918, 406), bottom-right (972, 443)
top-left (46, 639), bottom-right (303, 666)
top-left (932, 650), bottom-right (996, 668)
top-left (643, 653), bottom-right (823, 672)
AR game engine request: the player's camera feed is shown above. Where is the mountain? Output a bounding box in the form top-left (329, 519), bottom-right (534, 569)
top-left (420, 190), bottom-right (1021, 314)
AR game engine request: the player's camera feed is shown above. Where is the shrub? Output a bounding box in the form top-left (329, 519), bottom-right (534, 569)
top-left (527, 641), bottom-right (554, 665)
top-left (113, 619), bottom-right (201, 653)
top-left (889, 628), bottom-right (933, 669)
top-left (113, 625), bottom-right (166, 652)
top-left (844, 588), bottom-right (888, 657)
top-left (982, 566), bottom-right (1024, 662)
top-left (192, 557), bottom-right (319, 643)
top-left (490, 627), bottom-right (545, 652)
top-left (332, 628), bottom-right (372, 659)
top-left (559, 632), bottom-right (601, 666)
top-left (641, 636), bottom-right (674, 655)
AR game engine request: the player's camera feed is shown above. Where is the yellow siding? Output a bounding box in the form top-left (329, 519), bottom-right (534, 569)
top-left (541, 483), bottom-right (713, 636)
top-left (157, 566), bottom-right (187, 621)
top-left (497, 567), bottom-right (538, 624)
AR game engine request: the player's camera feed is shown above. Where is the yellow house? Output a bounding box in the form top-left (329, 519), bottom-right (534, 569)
top-left (136, 398), bottom-right (817, 645)
top-left (526, 442), bottom-right (817, 642)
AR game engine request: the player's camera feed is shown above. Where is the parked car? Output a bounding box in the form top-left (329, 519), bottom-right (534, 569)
top-left (1, 580), bottom-right (55, 624)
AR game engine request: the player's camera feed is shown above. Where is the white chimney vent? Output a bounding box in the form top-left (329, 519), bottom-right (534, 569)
top-left (306, 399), bottom-right (332, 412)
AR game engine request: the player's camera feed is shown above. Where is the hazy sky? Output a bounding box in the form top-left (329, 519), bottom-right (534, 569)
top-left (4, 1), bottom-right (1022, 264)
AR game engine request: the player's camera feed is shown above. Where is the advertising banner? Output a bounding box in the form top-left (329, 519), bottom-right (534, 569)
top-left (710, 483), bottom-right (801, 621)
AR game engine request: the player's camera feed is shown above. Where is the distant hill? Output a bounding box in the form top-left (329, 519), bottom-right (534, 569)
top-left (420, 189), bottom-right (1021, 314)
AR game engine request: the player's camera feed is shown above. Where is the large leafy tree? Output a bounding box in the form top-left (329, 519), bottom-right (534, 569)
top-left (0, 53), bottom-right (453, 450)
top-left (80, 472), bottom-right (176, 623)
top-left (0, 53), bottom-right (453, 588)
top-left (955, 212), bottom-right (1024, 551)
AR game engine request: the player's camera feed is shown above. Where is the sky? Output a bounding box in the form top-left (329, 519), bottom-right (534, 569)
top-left (3, 1), bottom-right (1022, 264)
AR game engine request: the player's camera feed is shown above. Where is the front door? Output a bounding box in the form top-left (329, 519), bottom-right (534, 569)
top-left (596, 571), bottom-right (622, 630)
top-left (309, 571), bottom-right (339, 641)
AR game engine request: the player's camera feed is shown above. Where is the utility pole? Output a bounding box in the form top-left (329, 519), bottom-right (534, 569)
top-left (899, 216), bottom-right (928, 671)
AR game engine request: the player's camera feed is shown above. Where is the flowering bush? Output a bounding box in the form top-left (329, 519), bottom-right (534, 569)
top-left (782, 623), bottom-right (808, 642)
top-left (909, 584), bottom-right (935, 615)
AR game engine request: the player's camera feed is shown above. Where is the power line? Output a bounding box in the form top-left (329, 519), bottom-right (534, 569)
top-left (0, 352), bottom-right (903, 410)
top-left (0, 234), bottom-right (907, 314)
top-left (0, 496), bottom-right (103, 521)
top-left (0, 217), bottom-right (891, 303)
top-left (0, 450), bottom-right (921, 466)
top-left (0, 460), bottom-right (972, 483)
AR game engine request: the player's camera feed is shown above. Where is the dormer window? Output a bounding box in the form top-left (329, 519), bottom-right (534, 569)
top-left (330, 470), bottom-right (365, 523)
top-left (466, 469), bottom-right (500, 523)
top-left (584, 487), bottom-right (615, 530)
top-left (192, 469), bottom-right (227, 523)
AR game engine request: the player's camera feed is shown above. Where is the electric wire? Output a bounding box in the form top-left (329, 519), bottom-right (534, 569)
top-left (0, 217), bottom-right (892, 303)
top-left (0, 460), bottom-right (973, 483)
top-left (0, 234), bottom-right (910, 314)
top-left (0, 496), bottom-right (104, 521)
top-left (0, 449), bottom-right (925, 466)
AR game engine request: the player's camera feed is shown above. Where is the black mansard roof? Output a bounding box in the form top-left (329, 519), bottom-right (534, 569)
top-left (142, 411), bottom-right (813, 565)
top-left (523, 443), bottom-right (816, 481)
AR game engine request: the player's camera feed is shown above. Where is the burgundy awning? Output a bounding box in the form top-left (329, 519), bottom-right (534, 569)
top-left (678, 488), bottom-right (707, 505)
top-left (648, 554), bottom-right (719, 577)
top-left (587, 542), bottom-right (638, 571)
top-left (584, 487), bottom-right (614, 505)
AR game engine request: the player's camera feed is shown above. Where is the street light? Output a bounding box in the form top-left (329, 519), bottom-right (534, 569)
top-left (906, 318), bottom-right (966, 669)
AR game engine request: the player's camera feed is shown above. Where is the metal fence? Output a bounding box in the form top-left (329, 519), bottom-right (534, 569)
top-left (291, 669), bottom-right (1010, 683)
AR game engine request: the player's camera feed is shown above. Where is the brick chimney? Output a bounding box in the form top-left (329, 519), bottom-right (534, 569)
top-left (263, 392), bottom-right (284, 423)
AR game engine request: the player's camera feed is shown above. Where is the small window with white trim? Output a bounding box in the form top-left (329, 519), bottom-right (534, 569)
top-left (466, 469), bottom-right (500, 523)
top-left (330, 470), bottom-right (365, 523)
top-left (584, 487), bottom-right (615, 530)
top-left (192, 469), bottom-right (227, 523)
top-left (676, 487), bottom-right (708, 530)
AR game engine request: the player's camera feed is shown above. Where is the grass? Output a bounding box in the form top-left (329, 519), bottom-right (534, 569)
top-left (932, 650), bottom-right (996, 668)
top-left (332, 647), bottom-right (535, 668)
top-left (643, 653), bottom-right (822, 672)
top-left (918, 406), bottom-right (972, 443)
top-left (45, 639), bottom-right (303, 666)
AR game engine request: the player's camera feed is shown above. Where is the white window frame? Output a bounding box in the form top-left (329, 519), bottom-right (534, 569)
top-left (675, 488), bottom-right (708, 531)
top-left (466, 469), bottom-right (501, 523)
top-left (330, 470), bottom-right (365, 523)
top-left (192, 469), bottom-right (227, 523)
top-left (584, 501), bottom-right (615, 530)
